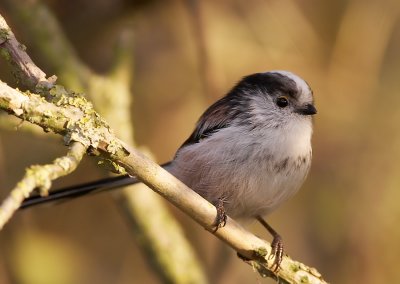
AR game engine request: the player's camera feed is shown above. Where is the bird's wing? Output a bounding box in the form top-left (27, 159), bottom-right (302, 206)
top-left (179, 96), bottom-right (238, 148)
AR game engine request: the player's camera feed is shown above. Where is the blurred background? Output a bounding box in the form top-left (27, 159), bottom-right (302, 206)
top-left (1, 0), bottom-right (400, 283)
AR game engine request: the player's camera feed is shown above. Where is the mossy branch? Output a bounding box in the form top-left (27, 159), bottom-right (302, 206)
top-left (0, 79), bottom-right (327, 282)
top-left (0, 62), bottom-right (327, 284)
top-left (0, 13), bottom-right (327, 283)
top-left (0, 142), bottom-right (86, 230)
top-left (0, 10), bottom-right (208, 283)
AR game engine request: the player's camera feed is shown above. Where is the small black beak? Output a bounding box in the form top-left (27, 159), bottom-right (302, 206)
top-left (296, 104), bottom-right (317, 116)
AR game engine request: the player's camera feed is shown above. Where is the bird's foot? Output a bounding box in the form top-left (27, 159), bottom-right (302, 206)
top-left (212, 197), bottom-right (227, 232)
top-left (269, 233), bottom-right (284, 272)
top-left (256, 215), bottom-right (284, 272)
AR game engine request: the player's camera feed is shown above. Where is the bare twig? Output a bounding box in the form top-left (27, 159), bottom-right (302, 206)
top-left (0, 142), bottom-right (86, 230)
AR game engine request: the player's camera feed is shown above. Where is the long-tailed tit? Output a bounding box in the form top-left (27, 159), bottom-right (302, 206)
top-left (21, 70), bottom-right (317, 269)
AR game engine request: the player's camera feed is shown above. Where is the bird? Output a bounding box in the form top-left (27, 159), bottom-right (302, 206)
top-left (21, 70), bottom-right (316, 270)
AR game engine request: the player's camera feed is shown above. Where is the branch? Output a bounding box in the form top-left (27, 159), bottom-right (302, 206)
top-left (0, 113), bottom-right (58, 137)
top-left (0, 12), bottom-right (327, 283)
top-left (113, 145), bottom-right (327, 284)
top-left (0, 142), bottom-right (86, 230)
top-left (0, 15), bottom-right (56, 90)
top-left (0, 80), bottom-right (118, 151)
top-left (1, 0), bottom-right (91, 91)
top-left (0, 10), bottom-right (208, 283)
top-left (0, 79), bottom-right (327, 283)
top-left (108, 34), bottom-right (208, 283)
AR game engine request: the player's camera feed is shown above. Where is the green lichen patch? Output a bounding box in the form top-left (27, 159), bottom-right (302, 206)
top-left (45, 84), bottom-right (115, 150)
top-left (290, 263), bottom-right (301, 273)
top-left (0, 28), bottom-right (10, 43)
top-left (250, 261), bottom-right (271, 278)
top-left (254, 247), bottom-right (268, 258)
top-left (0, 48), bottom-right (11, 61)
top-left (98, 159), bottom-right (127, 174)
top-left (300, 275), bottom-right (310, 283)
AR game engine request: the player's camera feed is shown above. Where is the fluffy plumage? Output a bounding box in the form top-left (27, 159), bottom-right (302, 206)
top-left (21, 70), bottom-right (316, 221)
top-left (19, 70), bottom-right (316, 270)
top-left (170, 71), bottom-right (315, 219)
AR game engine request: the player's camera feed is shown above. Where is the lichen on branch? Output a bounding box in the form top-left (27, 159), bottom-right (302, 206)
top-left (0, 142), bottom-right (86, 230)
top-left (0, 80), bottom-right (126, 156)
top-left (0, 12), bottom-right (328, 283)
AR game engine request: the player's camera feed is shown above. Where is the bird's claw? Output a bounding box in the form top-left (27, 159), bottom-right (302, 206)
top-left (212, 197), bottom-right (227, 232)
top-left (269, 234), bottom-right (284, 272)
top-left (256, 216), bottom-right (285, 273)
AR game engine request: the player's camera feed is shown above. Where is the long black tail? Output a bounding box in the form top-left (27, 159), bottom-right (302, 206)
top-left (20, 161), bottom-right (172, 210)
top-left (20, 175), bottom-right (137, 209)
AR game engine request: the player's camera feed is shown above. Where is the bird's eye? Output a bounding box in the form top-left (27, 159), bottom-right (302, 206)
top-left (276, 96), bottom-right (289, 108)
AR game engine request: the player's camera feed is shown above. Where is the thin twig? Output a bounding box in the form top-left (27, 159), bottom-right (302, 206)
top-left (0, 142), bottom-right (86, 230)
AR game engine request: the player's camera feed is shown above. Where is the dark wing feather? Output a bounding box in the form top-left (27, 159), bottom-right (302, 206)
top-left (179, 96), bottom-right (238, 149)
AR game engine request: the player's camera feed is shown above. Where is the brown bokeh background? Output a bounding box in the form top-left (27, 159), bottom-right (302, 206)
top-left (1, 0), bottom-right (400, 283)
